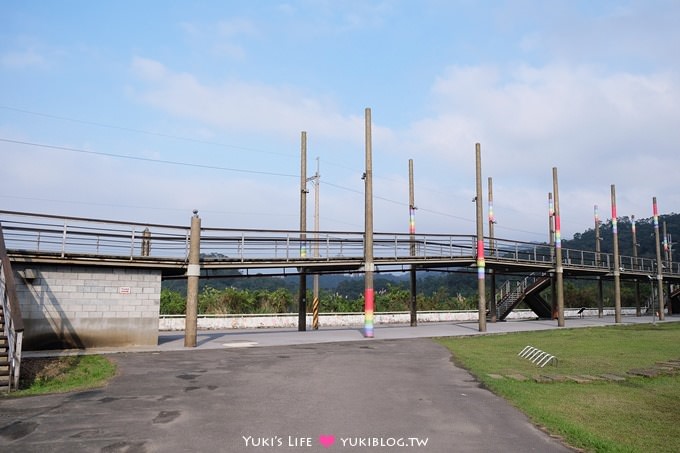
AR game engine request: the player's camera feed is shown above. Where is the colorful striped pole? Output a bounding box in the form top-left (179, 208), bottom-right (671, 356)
top-left (363, 108), bottom-right (375, 338)
top-left (408, 158), bottom-right (417, 327)
top-left (475, 143), bottom-right (486, 332)
top-left (611, 185), bottom-right (621, 323)
top-left (552, 167), bottom-right (564, 327)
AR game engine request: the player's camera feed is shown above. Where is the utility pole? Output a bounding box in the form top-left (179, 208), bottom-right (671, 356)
top-left (611, 185), bottom-right (622, 323)
top-left (553, 168), bottom-right (564, 327)
top-left (549, 193), bottom-right (556, 319)
top-left (632, 215), bottom-right (641, 316)
top-left (363, 108), bottom-right (375, 338)
top-left (408, 159), bottom-right (417, 327)
top-left (653, 197), bottom-right (665, 320)
top-left (475, 143), bottom-right (486, 332)
top-left (488, 176), bottom-right (497, 323)
top-left (184, 210), bottom-right (201, 347)
top-left (299, 131), bottom-right (308, 331)
top-left (663, 221), bottom-right (672, 315)
top-left (311, 158), bottom-right (320, 330)
top-left (595, 205), bottom-right (604, 318)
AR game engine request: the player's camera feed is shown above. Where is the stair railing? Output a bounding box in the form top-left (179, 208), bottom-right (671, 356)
top-left (495, 272), bottom-right (548, 319)
top-left (0, 222), bottom-right (24, 391)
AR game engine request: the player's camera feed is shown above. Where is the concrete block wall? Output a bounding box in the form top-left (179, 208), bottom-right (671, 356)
top-left (12, 263), bottom-right (161, 350)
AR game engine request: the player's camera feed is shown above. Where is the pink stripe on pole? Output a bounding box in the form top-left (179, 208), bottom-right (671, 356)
top-left (476, 239), bottom-right (485, 279)
top-left (364, 288), bottom-right (374, 337)
top-left (653, 200), bottom-right (659, 228)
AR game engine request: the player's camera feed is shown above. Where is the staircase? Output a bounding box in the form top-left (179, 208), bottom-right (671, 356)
top-left (671, 287), bottom-right (680, 315)
top-left (494, 273), bottom-right (552, 320)
top-left (1, 221), bottom-right (24, 393)
top-left (1, 305), bottom-right (10, 391)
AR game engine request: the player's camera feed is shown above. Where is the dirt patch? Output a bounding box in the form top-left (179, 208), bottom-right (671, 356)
top-left (19, 357), bottom-right (81, 389)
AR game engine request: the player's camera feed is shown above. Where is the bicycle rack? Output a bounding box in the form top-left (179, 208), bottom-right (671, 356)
top-left (518, 345), bottom-right (558, 367)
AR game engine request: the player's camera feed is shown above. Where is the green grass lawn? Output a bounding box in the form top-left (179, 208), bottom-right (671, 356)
top-left (4, 355), bottom-right (117, 398)
top-left (437, 322), bottom-right (680, 453)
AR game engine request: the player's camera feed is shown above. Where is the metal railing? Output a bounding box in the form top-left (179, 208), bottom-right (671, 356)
top-left (1, 210), bottom-right (678, 277)
top-left (0, 221), bottom-right (24, 391)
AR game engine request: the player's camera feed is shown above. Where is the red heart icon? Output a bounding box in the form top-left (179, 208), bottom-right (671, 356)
top-left (319, 435), bottom-right (335, 448)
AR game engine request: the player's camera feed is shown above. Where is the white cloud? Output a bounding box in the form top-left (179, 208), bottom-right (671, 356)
top-left (404, 62), bottom-right (680, 238)
top-left (129, 56), bottom-right (393, 145)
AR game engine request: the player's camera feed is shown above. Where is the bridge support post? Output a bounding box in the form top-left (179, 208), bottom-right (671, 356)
top-left (598, 278), bottom-right (604, 318)
top-left (184, 210), bottom-right (201, 348)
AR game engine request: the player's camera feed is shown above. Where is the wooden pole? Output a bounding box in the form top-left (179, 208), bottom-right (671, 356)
top-left (184, 210), bottom-right (201, 348)
top-left (595, 205), bottom-right (604, 318)
top-left (312, 158), bottom-right (320, 330)
top-left (632, 215), bottom-right (641, 316)
top-left (663, 221), bottom-right (672, 316)
top-left (488, 176), bottom-right (497, 323)
top-left (552, 168), bottom-right (564, 327)
top-left (299, 131), bottom-right (307, 331)
top-left (549, 193), bottom-right (556, 319)
top-left (653, 197), bottom-right (665, 320)
top-left (408, 159), bottom-right (417, 327)
top-left (364, 108), bottom-right (375, 338)
top-left (611, 185), bottom-right (622, 323)
top-left (475, 143), bottom-right (486, 332)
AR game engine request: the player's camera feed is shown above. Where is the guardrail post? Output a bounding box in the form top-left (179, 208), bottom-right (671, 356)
top-left (61, 220), bottom-right (67, 258)
top-left (142, 227), bottom-right (151, 257)
top-left (129, 226), bottom-right (136, 260)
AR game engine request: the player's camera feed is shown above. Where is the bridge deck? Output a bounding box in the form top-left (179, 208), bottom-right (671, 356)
top-left (2, 210), bottom-right (679, 282)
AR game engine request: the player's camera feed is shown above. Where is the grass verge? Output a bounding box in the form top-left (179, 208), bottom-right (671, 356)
top-left (437, 322), bottom-right (680, 453)
top-left (3, 355), bottom-right (117, 397)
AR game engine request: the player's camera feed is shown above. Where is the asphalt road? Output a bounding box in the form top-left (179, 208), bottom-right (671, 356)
top-left (0, 337), bottom-right (573, 453)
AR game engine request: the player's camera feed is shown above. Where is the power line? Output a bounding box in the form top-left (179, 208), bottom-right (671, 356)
top-left (320, 179), bottom-right (545, 237)
top-left (0, 194), bottom-right (299, 218)
top-left (0, 105), bottom-right (296, 158)
top-left (0, 138), bottom-right (298, 178)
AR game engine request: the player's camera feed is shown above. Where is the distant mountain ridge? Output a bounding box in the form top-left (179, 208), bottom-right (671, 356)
top-left (562, 212), bottom-right (679, 260)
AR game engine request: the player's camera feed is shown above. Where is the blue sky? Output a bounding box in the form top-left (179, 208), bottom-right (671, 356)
top-left (1, 0), bottom-right (679, 242)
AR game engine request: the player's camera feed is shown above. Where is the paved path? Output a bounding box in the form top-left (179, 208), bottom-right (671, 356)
top-left (2, 315), bottom-right (676, 453)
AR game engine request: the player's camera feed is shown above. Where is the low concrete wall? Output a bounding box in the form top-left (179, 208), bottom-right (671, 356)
top-left (159, 308), bottom-right (637, 331)
top-left (13, 264), bottom-right (161, 349)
